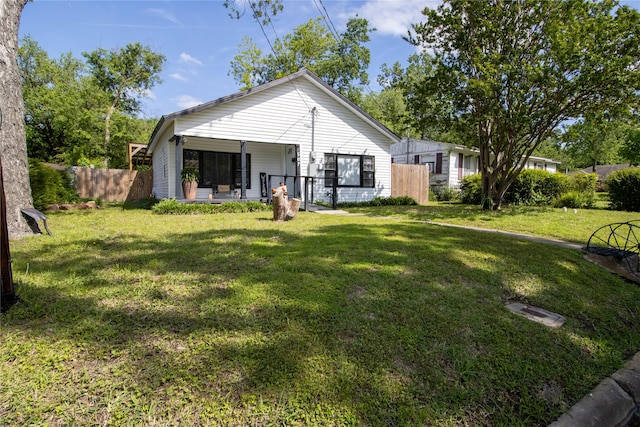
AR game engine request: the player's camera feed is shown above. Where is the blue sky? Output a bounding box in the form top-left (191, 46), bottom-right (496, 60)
top-left (19, 0), bottom-right (435, 117)
top-left (19, 0), bottom-right (640, 118)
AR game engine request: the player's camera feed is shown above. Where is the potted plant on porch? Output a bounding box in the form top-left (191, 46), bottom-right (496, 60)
top-left (181, 167), bottom-right (199, 200)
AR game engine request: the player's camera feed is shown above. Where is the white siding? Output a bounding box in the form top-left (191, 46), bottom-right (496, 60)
top-left (151, 75), bottom-right (394, 202)
top-left (151, 126), bottom-right (175, 199)
top-left (524, 158), bottom-right (559, 173)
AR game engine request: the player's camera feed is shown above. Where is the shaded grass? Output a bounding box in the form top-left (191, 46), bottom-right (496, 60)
top-left (346, 202), bottom-right (640, 244)
top-left (1, 207), bottom-right (639, 426)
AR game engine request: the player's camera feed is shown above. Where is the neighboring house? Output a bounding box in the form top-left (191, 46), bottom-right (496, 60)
top-left (574, 164), bottom-right (633, 183)
top-left (391, 139), bottom-right (560, 189)
top-left (148, 70), bottom-right (399, 204)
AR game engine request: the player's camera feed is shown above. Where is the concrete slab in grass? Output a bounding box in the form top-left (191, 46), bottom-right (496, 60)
top-left (505, 302), bottom-right (565, 328)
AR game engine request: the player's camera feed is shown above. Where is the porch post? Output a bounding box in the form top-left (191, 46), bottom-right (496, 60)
top-left (240, 140), bottom-right (247, 199)
top-left (295, 145), bottom-right (301, 197)
top-left (174, 135), bottom-right (184, 198)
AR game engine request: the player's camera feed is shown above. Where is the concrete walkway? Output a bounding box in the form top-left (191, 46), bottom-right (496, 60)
top-left (426, 221), bottom-right (586, 250)
top-left (308, 210), bottom-right (640, 426)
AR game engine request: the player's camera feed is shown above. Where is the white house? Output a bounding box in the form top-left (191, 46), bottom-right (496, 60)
top-left (148, 70), bottom-right (399, 205)
top-left (391, 139), bottom-right (560, 189)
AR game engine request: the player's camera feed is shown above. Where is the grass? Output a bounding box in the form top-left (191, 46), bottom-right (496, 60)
top-left (345, 201), bottom-right (640, 244)
top-left (1, 205), bottom-right (640, 426)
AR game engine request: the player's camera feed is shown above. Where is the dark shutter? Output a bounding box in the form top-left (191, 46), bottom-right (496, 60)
top-left (435, 153), bottom-right (443, 174)
top-left (414, 154), bottom-right (420, 165)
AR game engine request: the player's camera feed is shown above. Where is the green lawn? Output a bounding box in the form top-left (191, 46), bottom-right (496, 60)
top-left (346, 202), bottom-right (640, 244)
top-left (1, 206), bottom-right (639, 426)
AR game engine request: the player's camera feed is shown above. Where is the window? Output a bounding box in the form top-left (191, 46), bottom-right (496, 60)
top-left (324, 153), bottom-right (375, 188)
top-left (426, 162), bottom-right (435, 173)
top-left (184, 149), bottom-right (250, 189)
top-left (435, 153), bottom-right (443, 174)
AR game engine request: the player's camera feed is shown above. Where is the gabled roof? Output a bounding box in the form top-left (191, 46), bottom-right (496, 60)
top-left (148, 69), bottom-right (399, 152)
top-left (575, 164), bottom-right (636, 180)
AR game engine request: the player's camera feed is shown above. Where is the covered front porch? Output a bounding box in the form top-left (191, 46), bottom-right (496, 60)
top-left (172, 136), bottom-right (319, 205)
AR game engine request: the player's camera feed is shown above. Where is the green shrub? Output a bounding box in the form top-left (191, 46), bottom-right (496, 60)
top-left (151, 198), bottom-right (270, 215)
top-left (606, 167), bottom-right (640, 211)
top-left (568, 172), bottom-right (597, 194)
top-left (337, 196), bottom-right (417, 208)
top-left (29, 160), bottom-right (79, 211)
top-left (553, 191), bottom-right (595, 209)
top-left (505, 169), bottom-right (568, 206)
top-left (433, 186), bottom-right (460, 202)
top-left (551, 172), bottom-right (597, 209)
top-left (459, 175), bottom-right (482, 205)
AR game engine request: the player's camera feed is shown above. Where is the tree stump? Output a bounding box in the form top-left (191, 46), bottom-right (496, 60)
top-left (272, 187), bottom-right (301, 221)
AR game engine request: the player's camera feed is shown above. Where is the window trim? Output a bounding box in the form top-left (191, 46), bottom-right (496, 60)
top-left (324, 153), bottom-right (375, 188)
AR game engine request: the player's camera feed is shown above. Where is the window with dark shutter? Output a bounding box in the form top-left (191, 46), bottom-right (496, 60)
top-left (324, 153), bottom-right (337, 187)
top-left (362, 156), bottom-right (375, 187)
top-left (435, 153), bottom-right (443, 174)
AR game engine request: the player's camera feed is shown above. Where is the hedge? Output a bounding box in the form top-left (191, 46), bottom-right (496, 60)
top-left (606, 168), bottom-right (640, 212)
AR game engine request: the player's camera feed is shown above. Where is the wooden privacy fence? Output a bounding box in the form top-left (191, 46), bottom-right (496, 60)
top-left (391, 164), bottom-right (429, 205)
top-left (75, 167), bottom-right (153, 202)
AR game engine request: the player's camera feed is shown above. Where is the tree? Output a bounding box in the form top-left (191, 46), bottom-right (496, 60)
top-left (361, 87), bottom-right (410, 138)
top-left (620, 128), bottom-right (640, 166)
top-left (229, 17), bottom-right (373, 102)
top-left (1, 0), bottom-right (33, 238)
top-left (19, 37), bottom-right (108, 165)
top-left (408, 0), bottom-right (640, 209)
top-left (83, 43), bottom-right (165, 167)
top-left (377, 52), bottom-right (465, 143)
top-left (20, 38), bottom-right (160, 168)
top-left (224, 0), bottom-right (283, 25)
top-left (560, 117), bottom-right (625, 171)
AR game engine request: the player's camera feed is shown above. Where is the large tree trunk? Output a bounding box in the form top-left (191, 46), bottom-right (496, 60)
top-left (478, 122), bottom-right (496, 210)
top-left (1, 0), bottom-right (34, 238)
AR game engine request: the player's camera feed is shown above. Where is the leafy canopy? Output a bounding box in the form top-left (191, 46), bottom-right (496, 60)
top-left (19, 37), bottom-right (162, 169)
top-left (229, 17), bottom-right (373, 102)
top-left (83, 42), bottom-right (165, 167)
top-left (408, 0), bottom-right (640, 209)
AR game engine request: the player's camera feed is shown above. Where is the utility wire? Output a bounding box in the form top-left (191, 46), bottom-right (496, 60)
top-left (247, 0), bottom-right (313, 112)
top-left (313, 0), bottom-right (340, 42)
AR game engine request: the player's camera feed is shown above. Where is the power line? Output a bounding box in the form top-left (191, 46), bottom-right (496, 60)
top-left (313, 0), bottom-right (340, 42)
top-left (247, 1), bottom-right (313, 111)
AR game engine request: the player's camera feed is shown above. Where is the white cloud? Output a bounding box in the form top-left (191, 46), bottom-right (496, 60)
top-left (348, 0), bottom-right (439, 36)
top-left (143, 89), bottom-right (156, 100)
top-left (179, 53), bottom-right (203, 66)
top-left (170, 73), bottom-right (189, 82)
top-left (174, 95), bottom-right (203, 109)
top-left (147, 8), bottom-right (182, 26)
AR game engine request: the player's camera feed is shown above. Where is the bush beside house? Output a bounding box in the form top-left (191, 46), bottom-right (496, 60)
top-left (606, 168), bottom-right (640, 212)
